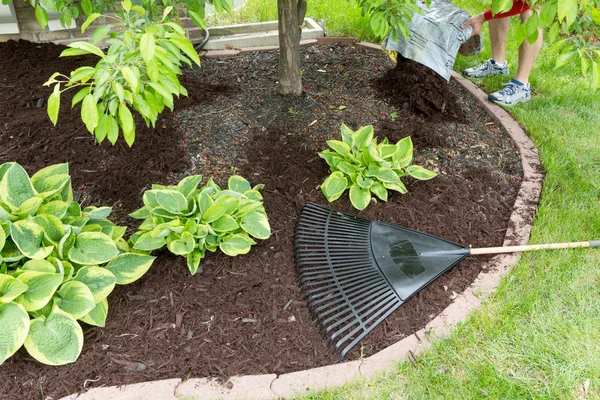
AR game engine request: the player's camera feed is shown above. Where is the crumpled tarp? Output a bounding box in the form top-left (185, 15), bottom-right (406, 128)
top-left (382, 0), bottom-right (482, 81)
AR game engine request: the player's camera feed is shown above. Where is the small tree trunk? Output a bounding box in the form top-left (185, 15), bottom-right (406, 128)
top-left (277, 0), bottom-right (306, 95)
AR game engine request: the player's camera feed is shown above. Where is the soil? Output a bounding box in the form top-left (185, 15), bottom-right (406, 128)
top-left (0, 40), bottom-right (523, 400)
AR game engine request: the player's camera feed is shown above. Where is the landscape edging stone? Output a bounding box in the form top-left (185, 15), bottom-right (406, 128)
top-left (59, 39), bottom-right (543, 400)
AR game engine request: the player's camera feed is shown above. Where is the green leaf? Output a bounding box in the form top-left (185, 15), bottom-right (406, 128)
top-left (540, 1), bottom-right (557, 27)
top-left (240, 211), bottom-right (271, 240)
top-left (70, 66), bottom-right (95, 83)
top-left (34, 4), bottom-right (49, 29)
top-left (154, 190), bottom-right (188, 214)
top-left (82, 206), bottom-right (112, 220)
top-left (349, 185), bottom-right (371, 210)
top-left (121, 66), bottom-right (139, 93)
top-left (340, 123), bottom-right (353, 145)
top-left (74, 266), bottom-right (116, 304)
top-left (71, 87), bottom-right (90, 108)
top-left (15, 271), bottom-right (62, 311)
top-left (68, 232), bottom-right (119, 265)
top-left (326, 140), bottom-right (351, 156)
top-left (492, 0), bottom-right (512, 14)
top-left (321, 171), bottom-right (348, 202)
top-left (58, 228), bottom-right (76, 259)
top-left (211, 214), bottom-right (239, 232)
top-left (376, 168), bottom-right (400, 183)
top-left (383, 180), bottom-right (408, 194)
top-left (56, 281), bottom-right (96, 319)
top-left (105, 253), bottom-right (155, 285)
top-left (0, 302), bottom-right (30, 365)
top-left (140, 33), bottom-right (156, 65)
top-left (406, 165), bottom-right (438, 180)
top-left (32, 174), bottom-right (70, 199)
top-left (219, 234), bottom-right (255, 256)
top-left (38, 200), bottom-right (68, 219)
top-left (33, 214), bottom-right (65, 243)
top-left (167, 231), bottom-right (195, 255)
top-left (592, 61), bottom-right (600, 90)
top-left (201, 204), bottom-right (227, 223)
top-left (81, 13), bottom-right (101, 33)
top-left (170, 35), bottom-right (201, 66)
top-left (20, 259), bottom-right (55, 273)
top-left (80, 0), bottom-right (93, 15)
top-left (0, 275), bottom-right (28, 303)
top-left (10, 220), bottom-right (54, 260)
top-left (30, 162), bottom-right (69, 186)
top-left (228, 175), bottom-right (252, 193)
top-left (81, 94), bottom-right (99, 133)
top-left (91, 25), bottom-right (110, 45)
top-left (67, 42), bottom-right (105, 58)
top-left (185, 250), bottom-right (203, 275)
top-left (353, 125), bottom-right (374, 151)
top-left (370, 182), bottom-right (388, 201)
top-left (132, 231), bottom-right (166, 251)
top-left (0, 162), bottom-right (36, 210)
top-left (24, 307), bottom-right (83, 365)
top-left (121, 0), bottom-right (131, 12)
top-left (116, 102), bottom-right (134, 146)
top-left (13, 196), bottom-right (43, 218)
top-left (48, 84), bottom-right (60, 125)
top-left (78, 298), bottom-right (108, 327)
top-left (393, 136), bottom-right (413, 166)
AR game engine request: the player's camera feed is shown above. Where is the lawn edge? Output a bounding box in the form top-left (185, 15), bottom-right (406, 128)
top-left (59, 40), bottom-right (544, 400)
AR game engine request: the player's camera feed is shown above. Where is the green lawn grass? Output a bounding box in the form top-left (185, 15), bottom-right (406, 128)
top-left (209, 1), bottom-right (600, 398)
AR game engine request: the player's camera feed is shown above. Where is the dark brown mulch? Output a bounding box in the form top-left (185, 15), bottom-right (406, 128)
top-left (0, 40), bottom-right (523, 400)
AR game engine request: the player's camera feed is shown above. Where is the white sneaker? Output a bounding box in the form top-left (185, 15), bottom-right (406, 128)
top-left (488, 79), bottom-right (532, 106)
top-left (462, 59), bottom-right (509, 78)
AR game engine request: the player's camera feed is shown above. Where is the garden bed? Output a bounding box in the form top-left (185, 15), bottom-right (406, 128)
top-left (0, 39), bottom-right (522, 399)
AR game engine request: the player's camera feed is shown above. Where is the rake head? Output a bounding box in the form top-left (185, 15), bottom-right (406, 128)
top-left (293, 203), bottom-right (469, 359)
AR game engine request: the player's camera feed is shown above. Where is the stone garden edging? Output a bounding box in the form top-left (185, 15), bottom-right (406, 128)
top-left (59, 39), bottom-right (544, 400)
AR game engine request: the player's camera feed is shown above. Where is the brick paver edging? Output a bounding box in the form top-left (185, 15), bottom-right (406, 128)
top-left (60, 40), bottom-right (544, 400)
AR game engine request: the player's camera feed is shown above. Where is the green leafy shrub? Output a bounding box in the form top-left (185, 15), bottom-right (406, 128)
top-left (129, 175), bottom-right (271, 275)
top-left (0, 162), bottom-right (155, 366)
top-left (319, 124), bottom-right (437, 210)
top-left (43, 0), bottom-right (202, 147)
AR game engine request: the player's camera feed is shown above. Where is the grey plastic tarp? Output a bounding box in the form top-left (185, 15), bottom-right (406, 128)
top-left (382, 0), bottom-right (481, 80)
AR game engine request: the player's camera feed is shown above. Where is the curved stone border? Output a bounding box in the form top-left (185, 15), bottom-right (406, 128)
top-left (60, 40), bottom-right (543, 400)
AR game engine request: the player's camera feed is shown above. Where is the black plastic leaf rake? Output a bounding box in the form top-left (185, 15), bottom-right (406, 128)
top-left (293, 202), bottom-right (600, 359)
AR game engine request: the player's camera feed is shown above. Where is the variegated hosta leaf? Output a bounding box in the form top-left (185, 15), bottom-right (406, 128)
top-left (79, 298), bottom-right (108, 327)
top-left (0, 302), bottom-right (30, 365)
top-left (105, 253), bottom-right (156, 285)
top-left (24, 307), bottom-right (83, 365)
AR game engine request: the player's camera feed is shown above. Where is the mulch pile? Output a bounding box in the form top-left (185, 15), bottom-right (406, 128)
top-left (0, 40), bottom-right (522, 399)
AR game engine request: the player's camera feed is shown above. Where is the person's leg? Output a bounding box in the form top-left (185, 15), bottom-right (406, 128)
top-left (514, 9), bottom-right (543, 85)
top-left (489, 17), bottom-right (511, 64)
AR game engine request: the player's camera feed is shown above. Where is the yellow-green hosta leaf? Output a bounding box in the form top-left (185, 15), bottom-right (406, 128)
top-left (167, 232), bottom-right (195, 255)
top-left (211, 214), bottom-right (239, 232)
top-left (201, 204), bottom-right (227, 224)
top-left (383, 180), bottom-right (408, 194)
top-left (56, 281), bottom-right (96, 319)
top-left (176, 175), bottom-right (203, 199)
top-left (185, 250), bottom-right (203, 275)
top-left (353, 125), bottom-right (374, 151)
top-left (321, 171), bottom-right (348, 202)
top-left (0, 225), bottom-right (4, 251)
top-left (74, 266), bottom-right (117, 304)
top-left (0, 163), bottom-right (37, 210)
top-left (105, 253), bottom-right (155, 285)
top-left (214, 196), bottom-right (239, 215)
top-left (15, 271), bottom-right (62, 312)
top-left (82, 206), bottom-right (112, 220)
top-left (20, 259), bottom-right (56, 273)
top-left (393, 136), bottom-right (413, 167)
top-left (376, 168), bottom-right (400, 183)
top-left (228, 175), bottom-right (252, 193)
top-left (0, 302), bottom-right (30, 365)
top-left (132, 231), bottom-right (166, 251)
top-left (68, 232), bottom-right (119, 265)
top-left (219, 234), bottom-right (256, 256)
top-left (349, 184), bottom-right (371, 210)
top-left (24, 307), bottom-right (83, 365)
top-left (154, 190), bottom-right (188, 214)
top-left (243, 189), bottom-right (263, 202)
top-left (33, 214), bottom-right (65, 243)
top-left (13, 196), bottom-right (43, 219)
top-left (240, 211), bottom-right (271, 240)
top-left (370, 184), bottom-right (388, 202)
top-left (79, 298), bottom-right (107, 327)
top-left (0, 275), bottom-right (28, 303)
top-left (327, 140), bottom-right (351, 156)
top-left (10, 220), bottom-right (54, 260)
top-left (406, 165), bottom-right (438, 180)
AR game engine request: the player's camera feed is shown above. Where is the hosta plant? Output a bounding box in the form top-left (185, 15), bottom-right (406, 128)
top-left (319, 124), bottom-right (437, 210)
top-left (129, 175), bottom-right (271, 275)
top-left (0, 162), bottom-right (155, 366)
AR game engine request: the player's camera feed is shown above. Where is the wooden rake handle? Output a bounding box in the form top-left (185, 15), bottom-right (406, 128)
top-left (469, 240), bottom-right (600, 255)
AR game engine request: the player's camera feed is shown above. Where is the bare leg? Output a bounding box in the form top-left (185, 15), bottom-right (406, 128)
top-left (515, 9), bottom-right (543, 85)
top-left (489, 17), bottom-right (510, 64)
